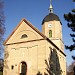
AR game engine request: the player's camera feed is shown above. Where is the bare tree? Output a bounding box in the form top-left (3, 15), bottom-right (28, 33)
top-left (0, 0), bottom-right (5, 57)
top-left (67, 63), bottom-right (74, 75)
top-left (0, 59), bottom-right (3, 75)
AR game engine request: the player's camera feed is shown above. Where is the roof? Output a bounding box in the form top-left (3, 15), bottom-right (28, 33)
top-left (42, 13), bottom-right (62, 24)
top-left (4, 18), bottom-right (66, 56)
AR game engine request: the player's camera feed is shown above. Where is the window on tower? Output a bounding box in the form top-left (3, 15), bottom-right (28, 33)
top-left (49, 30), bottom-right (52, 38)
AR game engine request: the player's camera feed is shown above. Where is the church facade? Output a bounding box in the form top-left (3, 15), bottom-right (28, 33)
top-left (3, 1), bottom-right (66, 75)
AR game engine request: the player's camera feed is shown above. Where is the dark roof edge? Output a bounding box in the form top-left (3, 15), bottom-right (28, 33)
top-left (46, 38), bottom-right (66, 57)
top-left (42, 13), bottom-right (62, 25)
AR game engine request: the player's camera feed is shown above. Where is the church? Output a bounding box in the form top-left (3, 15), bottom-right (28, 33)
top-left (3, 1), bottom-right (66, 75)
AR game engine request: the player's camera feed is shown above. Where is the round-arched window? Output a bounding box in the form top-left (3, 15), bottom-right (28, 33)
top-left (20, 62), bottom-right (27, 75)
top-left (21, 34), bottom-right (28, 39)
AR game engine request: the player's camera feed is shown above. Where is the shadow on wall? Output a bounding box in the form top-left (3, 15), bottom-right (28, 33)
top-left (45, 48), bottom-right (62, 75)
top-left (36, 71), bottom-right (42, 75)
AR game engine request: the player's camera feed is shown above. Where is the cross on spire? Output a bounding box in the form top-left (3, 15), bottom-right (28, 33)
top-left (49, 0), bottom-right (53, 13)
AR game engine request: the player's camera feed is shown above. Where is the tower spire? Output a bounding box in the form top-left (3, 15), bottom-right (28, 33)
top-left (49, 0), bottom-right (53, 13)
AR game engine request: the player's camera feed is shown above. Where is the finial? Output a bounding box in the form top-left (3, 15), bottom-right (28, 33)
top-left (49, 0), bottom-right (53, 13)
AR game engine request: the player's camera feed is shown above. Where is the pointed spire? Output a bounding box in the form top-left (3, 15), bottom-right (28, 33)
top-left (49, 0), bottom-right (53, 13)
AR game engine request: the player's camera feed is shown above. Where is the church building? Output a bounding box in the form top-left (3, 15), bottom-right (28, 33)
top-left (3, 1), bottom-right (66, 75)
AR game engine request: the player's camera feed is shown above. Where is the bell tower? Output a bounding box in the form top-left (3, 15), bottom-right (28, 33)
top-left (42, 0), bottom-right (64, 52)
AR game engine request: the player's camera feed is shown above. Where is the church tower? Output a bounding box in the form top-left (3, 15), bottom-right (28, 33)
top-left (42, 0), bottom-right (64, 52)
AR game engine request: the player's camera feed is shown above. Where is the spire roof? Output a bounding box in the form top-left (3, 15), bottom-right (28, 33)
top-left (49, 0), bottom-right (53, 13)
top-left (42, 0), bottom-right (62, 25)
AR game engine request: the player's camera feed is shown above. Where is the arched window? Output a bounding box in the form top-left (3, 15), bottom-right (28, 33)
top-left (20, 62), bottom-right (27, 75)
top-left (21, 34), bottom-right (28, 39)
top-left (49, 30), bottom-right (52, 38)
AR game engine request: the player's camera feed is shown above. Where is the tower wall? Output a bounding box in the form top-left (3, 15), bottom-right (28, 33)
top-left (42, 20), bottom-right (64, 52)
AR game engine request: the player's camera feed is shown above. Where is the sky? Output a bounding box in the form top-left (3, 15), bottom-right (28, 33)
top-left (2, 0), bottom-right (75, 66)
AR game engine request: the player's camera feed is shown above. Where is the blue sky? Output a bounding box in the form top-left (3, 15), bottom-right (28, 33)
top-left (3, 0), bottom-right (74, 65)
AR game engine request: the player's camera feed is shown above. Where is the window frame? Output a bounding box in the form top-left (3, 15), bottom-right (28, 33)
top-left (49, 30), bottom-right (52, 38)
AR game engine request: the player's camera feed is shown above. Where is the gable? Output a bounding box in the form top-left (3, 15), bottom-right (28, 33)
top-left (4, 19), bottom-right (44, 45)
